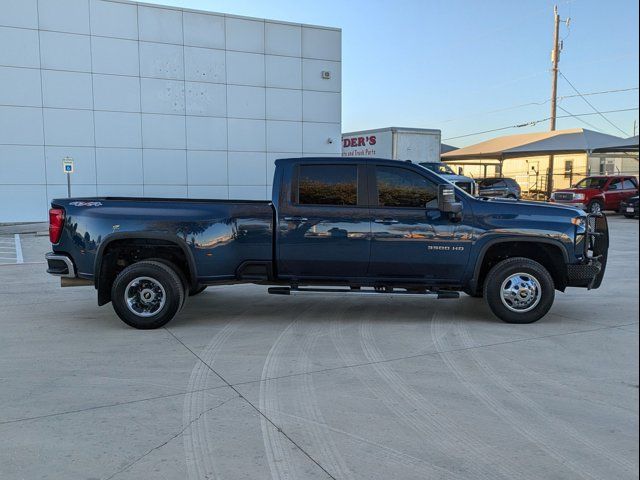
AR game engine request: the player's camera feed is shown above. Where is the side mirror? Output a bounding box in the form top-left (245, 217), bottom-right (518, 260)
top-left (438, 184), bottom-right (463, 219)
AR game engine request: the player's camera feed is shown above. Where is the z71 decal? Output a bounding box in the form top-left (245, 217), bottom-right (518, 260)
top-left (69, 201), bottom-right (103, 207)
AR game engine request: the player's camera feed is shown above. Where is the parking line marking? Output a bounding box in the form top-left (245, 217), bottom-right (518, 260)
top-left (15, 234), bottom-right (23, 264)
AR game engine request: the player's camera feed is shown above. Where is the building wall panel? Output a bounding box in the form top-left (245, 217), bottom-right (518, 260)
top-left (0, 1), bottom-right (341, 221)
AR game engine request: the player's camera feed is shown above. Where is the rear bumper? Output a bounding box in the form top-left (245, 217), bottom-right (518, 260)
top-left (566, 214), bottom-right (608, 289)
top-left (45, 252), bottom-right (76, 278)
top-left (619, 202), bottom-right (638, 215)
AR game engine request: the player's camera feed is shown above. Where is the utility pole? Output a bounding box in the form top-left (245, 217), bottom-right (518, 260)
top-left (549, 6), bottom-right (561, 132)
top-left (546, 5), bottom-right (562, 199)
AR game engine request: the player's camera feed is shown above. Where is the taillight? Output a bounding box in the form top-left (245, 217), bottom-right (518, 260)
top-left (49, 208), bottom-right (65, 244)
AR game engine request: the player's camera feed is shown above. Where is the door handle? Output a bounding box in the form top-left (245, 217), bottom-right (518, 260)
top-left (283, 216), bottom-right (308, 222)
top-left (374, 218), bottom-right (399, 224)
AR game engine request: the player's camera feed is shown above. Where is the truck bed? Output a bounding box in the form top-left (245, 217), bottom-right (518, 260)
top-left (50, 196), bottom-right (275, 283)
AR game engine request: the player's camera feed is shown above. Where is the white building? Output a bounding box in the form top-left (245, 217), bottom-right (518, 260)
top-left (0, 0), bottom-right (342, 221)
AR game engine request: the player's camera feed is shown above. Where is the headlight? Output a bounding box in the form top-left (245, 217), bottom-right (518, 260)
top-left (573, 193), bottom-right (585, 200)
top-left (571, 216), bottom-right (587, 233)
top-left (571, 216), bottom-right (585, 227)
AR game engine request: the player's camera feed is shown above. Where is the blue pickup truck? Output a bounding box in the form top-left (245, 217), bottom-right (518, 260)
top-left (46, 157), bottom-right (608, 329)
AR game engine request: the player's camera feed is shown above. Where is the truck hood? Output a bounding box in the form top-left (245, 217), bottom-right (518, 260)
top-left (477, 197), bottom-right (585, 216)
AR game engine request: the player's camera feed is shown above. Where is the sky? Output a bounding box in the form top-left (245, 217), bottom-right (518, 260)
top-left (151, 0), bottom-right (638, 147)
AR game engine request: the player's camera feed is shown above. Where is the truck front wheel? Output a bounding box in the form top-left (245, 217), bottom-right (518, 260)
top-left (111, 260), bottom-right (185, 329)
top-left (483, 257), bottom-right (554, 324)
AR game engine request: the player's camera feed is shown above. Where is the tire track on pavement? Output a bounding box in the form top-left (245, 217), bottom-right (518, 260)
top-left (296, 323), bottom-right (356, 480)
top-left (431, 308), bottom-right (605, 480)
top-left (359, 312), bottom-right (537, 480)
top-left (183, 322), bottom-right (239, 480)
top-left (259, 319), bottom-right (302, 480)
top-left (259, 301), bottom-right (327, 480)
top-left (329, 302), bottom-right (470, 480)
top-left (455, 315), bottom-right (638, 477)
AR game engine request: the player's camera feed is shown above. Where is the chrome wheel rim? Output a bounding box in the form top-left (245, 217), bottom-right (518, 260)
top-left (590, 202), bottom-right (602, 214)
top-left (125, 276), bottom-right (166, 317)
top-left (500, 273), bottom-right (542, 313)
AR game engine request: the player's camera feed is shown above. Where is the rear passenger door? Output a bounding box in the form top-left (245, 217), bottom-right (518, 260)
top-left (277, 163), bottom-right (371, 279)
top-left (621, 177), bottom-right (639, 202)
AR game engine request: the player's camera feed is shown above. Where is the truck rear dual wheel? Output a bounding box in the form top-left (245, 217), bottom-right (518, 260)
top-left (483, 257), bottom-right (555, 324)
top-left (147, 258), bottom-right (206, 299)
top-left (111, 260), bottom-right (185, 329)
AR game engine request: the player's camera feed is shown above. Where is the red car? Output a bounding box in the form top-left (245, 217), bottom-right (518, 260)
top-left (550, 175), bottom-right (639, 214)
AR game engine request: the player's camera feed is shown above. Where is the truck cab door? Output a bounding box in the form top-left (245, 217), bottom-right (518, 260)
top-left (604, 178), bottom-right (624, 209)
top-left (277, 163), bottom-right (371, 279)
top-left (367, 165), bottom-right (471, 283)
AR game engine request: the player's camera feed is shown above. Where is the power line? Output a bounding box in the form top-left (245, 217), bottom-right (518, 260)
top-left (439, 86), bottom-right (638, 124)
top-left (443, 107), bottom-right (639, 141)
top-left (559, 86), bottom-right (639, 101)
top-left (557, 105), bottom-right (602, 131)
top-left (559, 71), bottom-right (631, 136)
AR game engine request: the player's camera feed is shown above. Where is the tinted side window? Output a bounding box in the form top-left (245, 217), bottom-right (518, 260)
top-left (480, 179), bottom-right (504, 187)
top-left (376, 166), bottom-right (438, 208)
top-left (298, 165), bottom-right (357, 206)
top-left (622, 178), bottom-right (638, 189)
top-left (608, 178), bottom-right (623, 190)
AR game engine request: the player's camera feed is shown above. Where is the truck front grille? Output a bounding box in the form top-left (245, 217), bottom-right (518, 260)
top-left (555, 192), bottom-right (574, 201)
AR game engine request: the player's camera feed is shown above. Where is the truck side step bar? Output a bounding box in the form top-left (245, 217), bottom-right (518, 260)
top-left (267, 286), bottom-right (459, 299)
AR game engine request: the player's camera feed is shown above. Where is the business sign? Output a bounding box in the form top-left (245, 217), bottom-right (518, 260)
top-left (62, 157), bottom-right (74, 174)
top-left (341, 130), bottom-right (392, 158)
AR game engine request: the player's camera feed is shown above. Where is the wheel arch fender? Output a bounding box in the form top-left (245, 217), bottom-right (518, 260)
top-left (468, 236), bottom-right (569, 294)
top-left (94, 232), bottom-right (198, 305)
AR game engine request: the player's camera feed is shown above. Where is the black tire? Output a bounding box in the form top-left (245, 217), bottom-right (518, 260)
top-left (483, 257), bottom-right (555, 324)
top-left (189, 285), bottom-right (207, 296)
top-left (147, 258), bottom-right (189, 309)
top-left (148, 258), bottom-right (204, 297)
top-left (587, 200), bottom-right (604, 214)
top-left (111, 260), bottom-right (185, 329)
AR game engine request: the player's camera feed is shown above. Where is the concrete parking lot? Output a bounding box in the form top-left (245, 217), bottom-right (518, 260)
top-left (0, 216), bottom-right (638, 480)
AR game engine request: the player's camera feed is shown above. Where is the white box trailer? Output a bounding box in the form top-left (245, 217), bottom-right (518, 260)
top-left (342, 127), bottom-right (441, 163)
top-left (341, 127), bottom-right (477, 195)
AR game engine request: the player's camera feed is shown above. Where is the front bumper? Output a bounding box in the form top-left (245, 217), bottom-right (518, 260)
top-left (566, 214), bottom-right (608, 289)
top-left (45, 252), bottom-right (76, 278)
top-left (552, 200), bottom-right (587, 210)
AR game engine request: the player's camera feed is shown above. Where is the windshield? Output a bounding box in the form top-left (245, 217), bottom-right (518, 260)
top-left (420, 162), bottom-right (455, 175)
top-left (574, 177), bottom-right (608, 189)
